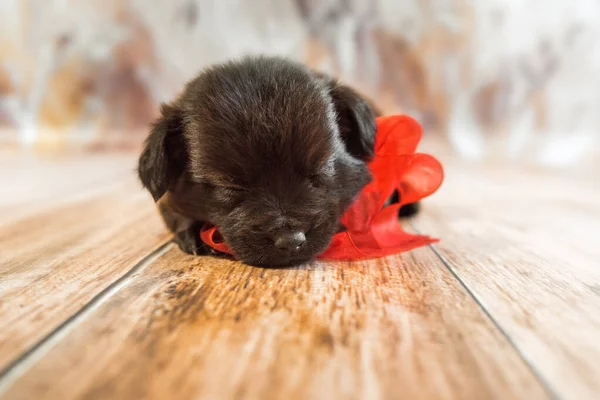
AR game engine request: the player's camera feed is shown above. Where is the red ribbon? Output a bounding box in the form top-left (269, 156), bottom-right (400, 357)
top-left (200, 114), bottom-right (444, 261)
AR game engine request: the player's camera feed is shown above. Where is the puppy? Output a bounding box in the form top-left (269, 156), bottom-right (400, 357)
top-left (138, 56), bottom-right (416, 267)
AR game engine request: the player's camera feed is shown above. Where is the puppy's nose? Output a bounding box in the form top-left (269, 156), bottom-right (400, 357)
top-left (274, 231), bottom-right (306, 252)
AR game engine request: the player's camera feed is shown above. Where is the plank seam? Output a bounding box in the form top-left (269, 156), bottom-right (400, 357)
top-left (409, 220), bottom-right (560, 400)
top-left (0, 241), bottom-right (173, 393)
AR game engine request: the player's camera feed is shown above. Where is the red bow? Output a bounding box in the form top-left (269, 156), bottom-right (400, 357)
top-left (200, 115), bottom-right (444, 261)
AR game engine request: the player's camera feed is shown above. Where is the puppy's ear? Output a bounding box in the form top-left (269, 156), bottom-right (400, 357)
top-left (327, 80), bottom-right (378, 161)
top-left (138, 103), bottom-right (187, 201)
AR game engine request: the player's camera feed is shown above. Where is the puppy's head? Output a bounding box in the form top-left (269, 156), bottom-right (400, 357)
top-left (139, 57), bottom-right (377, 266)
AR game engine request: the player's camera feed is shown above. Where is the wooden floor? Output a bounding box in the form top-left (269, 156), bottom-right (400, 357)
top-left (1, 150), bottom-right (599, 400)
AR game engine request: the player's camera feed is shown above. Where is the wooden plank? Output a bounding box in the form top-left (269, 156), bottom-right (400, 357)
top-left (0, 153), bottom-right (138, 225)
top-left (1, 246), bottom-right (548, 399)
top-left (412, 160), bottom-right (600, 399)
top-left (0, 173), bottom-right (170, 373)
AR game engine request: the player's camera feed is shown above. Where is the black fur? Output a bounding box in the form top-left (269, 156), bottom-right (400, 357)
top-left (138, 56), bottom-right (417, 267)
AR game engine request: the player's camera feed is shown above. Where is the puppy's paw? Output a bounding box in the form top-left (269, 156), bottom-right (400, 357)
top-left (399, 202), bottom-right (420, 217)
top-left (386, 190), bottom-right (421, 218)
top-left (174, 227), bottom-right (209, 256)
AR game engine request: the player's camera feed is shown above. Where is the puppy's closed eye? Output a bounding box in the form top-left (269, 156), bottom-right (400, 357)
top-left (220, 186), bottom-right (250, 200)
top-left (201, 181), bottom-right (248, 207)
top-left (217, 185), bottom-right (248, 194)
top-left (200, 178), bottom-right (247, 193)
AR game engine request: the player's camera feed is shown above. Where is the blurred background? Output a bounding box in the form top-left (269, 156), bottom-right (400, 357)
top-left (0, 0), bottom-right (599, 167)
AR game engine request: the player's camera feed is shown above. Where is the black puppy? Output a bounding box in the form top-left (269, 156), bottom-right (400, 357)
top-left (138, 56), bottom-right (417, 267)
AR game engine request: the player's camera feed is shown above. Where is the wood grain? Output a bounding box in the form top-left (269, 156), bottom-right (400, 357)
top-left (1, 246), bottom-right (548, 400)
top-left (0, 174), bottom-right (170, 372)
top-left (412, 160), bottom-right (600, 399)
